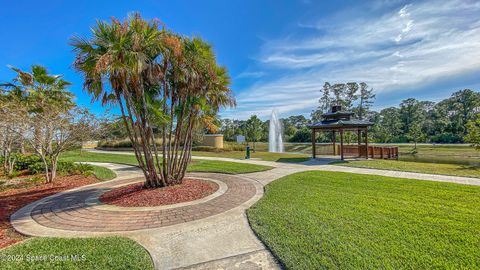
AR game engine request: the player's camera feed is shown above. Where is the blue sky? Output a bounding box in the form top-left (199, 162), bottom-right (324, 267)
top-left (1, 0), bottom-right (479, 120)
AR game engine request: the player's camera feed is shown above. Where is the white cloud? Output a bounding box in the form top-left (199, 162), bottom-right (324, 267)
top-left (235, 71), bottom-right (265, 79)
top-left (224, 0), bottom-right (480, 119)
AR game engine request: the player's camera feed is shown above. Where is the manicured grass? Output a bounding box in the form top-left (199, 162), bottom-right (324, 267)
top-left (0, 236), bottom-right (153, 269)
top-left (90, 165), bottom-right (116, 180)
top-left (62, 151), bottom-right (273, 174)
top-left (62, 151), bottom-right (139, 165)
top-left (187, 159), bottom-right (271, 174)
top-left (332, 159), bottom-right (480, 178)
top-left (248, 171), bottom-right (480, 269)
top-left (192, 151), bottom-right (310, 163)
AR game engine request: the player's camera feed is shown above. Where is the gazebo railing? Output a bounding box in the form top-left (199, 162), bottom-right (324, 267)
top-left (313, 144), bottom-right (398, 160)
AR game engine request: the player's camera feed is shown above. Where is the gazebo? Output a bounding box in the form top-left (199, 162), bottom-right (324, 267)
top-left (308, 105), bottom-right (398, 160)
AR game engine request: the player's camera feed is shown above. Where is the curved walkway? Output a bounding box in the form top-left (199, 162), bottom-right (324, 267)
top-left (11, 152), bottom-right (480, 269)
top-left (11, 163), bottom-right (278, 269)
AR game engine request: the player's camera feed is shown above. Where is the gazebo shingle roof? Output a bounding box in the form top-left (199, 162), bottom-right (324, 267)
top-left (308, 119), bottom-right (373, 129)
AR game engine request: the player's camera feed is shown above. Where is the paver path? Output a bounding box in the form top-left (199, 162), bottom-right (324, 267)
top-left (11, 152), bottom-right (480, 270)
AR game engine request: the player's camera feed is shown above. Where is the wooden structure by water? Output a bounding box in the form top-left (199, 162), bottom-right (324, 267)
top-left (308, 105), bottom-right (398, 160)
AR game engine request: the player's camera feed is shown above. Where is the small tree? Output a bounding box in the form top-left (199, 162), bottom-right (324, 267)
top-left (407, 123), bottom-right (425, 152)
top-left (245, 115), bottom-right (264, 152)
top-left (0, 89), bottom-right (23, 176)
top-left (3, 65), bottom-right (94, 182)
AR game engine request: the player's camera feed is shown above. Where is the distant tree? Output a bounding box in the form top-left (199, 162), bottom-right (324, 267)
top-left (220, 119), bottom-right (237, 141)
top-left (286, 115), bottom-right (308, 128)
top-left (464, 114), bottom-right (480, 149)
top-left (407, 123), bottom-right (425, 151)
top-left (344, 82), bottom-right (359, 110)
top-left (372, 107), bottom-right (403, 143)
top-left (289, 127), bottom-right (311, 142)
top-left (312, 81), bottom-right (372, 120)
top-left (355, 82), bottom-right (375, 120)
top-left (245, 115), bottom-right (264, 151)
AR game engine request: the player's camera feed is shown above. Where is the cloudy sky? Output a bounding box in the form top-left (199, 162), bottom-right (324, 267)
top-left (1, 0), bottom-right (479, 119)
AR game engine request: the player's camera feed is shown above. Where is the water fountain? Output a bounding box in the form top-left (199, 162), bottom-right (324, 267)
top-left (269, 109), bottom-right (284, 153)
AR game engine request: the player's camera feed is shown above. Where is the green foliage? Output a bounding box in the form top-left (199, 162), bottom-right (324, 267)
top-left (464, 114), bottom-right (480, 149)
top-left (245, 115), bottom-right (264, 147)
top-left (27, 159), bottom-right (94, 176)
top-left (248, 171), bottom-right (480, 269)
top-left (288, 127), bottom-right (311, 142)
top-left (13, 154), bottom-right (41, 171)
top-left (72, 13), bottom-right (235, 187)
top-left (27, 162), bottom-right (46, 175)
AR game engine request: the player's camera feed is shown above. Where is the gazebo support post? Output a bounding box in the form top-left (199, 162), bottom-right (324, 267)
top-left (357, 129), bottom-right (361, 158)
top-left (332, 131), bottom-right (336, 155)
top-left (364, 128), bottom-right (369, 159)
top-left (311, 129), bottom-right (316, 159)
top-left (340, 129), bottom-right (344, 160)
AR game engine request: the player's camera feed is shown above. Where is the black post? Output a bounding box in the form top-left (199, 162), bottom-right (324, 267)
top-left (340, 129), bottom-right (344, 160)
top-left (312, 129), bottom-right (316, 159)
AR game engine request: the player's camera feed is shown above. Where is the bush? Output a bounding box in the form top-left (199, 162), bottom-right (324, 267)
top-left (28, 160), bottom-right (94, 176)
top-left (192, 146), bottom-right (225, 152)
top-left (224, 142), bottom-right (246, 151)
top-left (14, 154), bottom-right (42, 171)
top-left (28, 162), bottom-right (46, 175)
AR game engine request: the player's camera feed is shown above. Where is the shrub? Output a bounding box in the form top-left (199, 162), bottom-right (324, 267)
top-left (192, 146), bottom-right (225, 152)
top-left (28, 162), bottom-right (46, 175)
top-left (14, 154), bottom-right (42, 171)
top-left (224, 142), bottom-right (246, 151)
top-left (28, 160), bottom-right (94, 176)
top-left (72, 163), bottom-right (94, 176)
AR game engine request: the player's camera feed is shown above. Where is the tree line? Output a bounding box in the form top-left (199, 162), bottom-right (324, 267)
top-left (220, 82), bottom-right (480, 146)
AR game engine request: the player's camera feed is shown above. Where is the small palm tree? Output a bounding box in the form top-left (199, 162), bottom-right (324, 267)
top-left (2, 65), bottom-right (74, 182)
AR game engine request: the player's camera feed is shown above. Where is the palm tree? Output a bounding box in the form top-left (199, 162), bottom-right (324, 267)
top-left (72, 13), bottom-right (235, 187)
top-left (2, 65), bottom-right (73, 182)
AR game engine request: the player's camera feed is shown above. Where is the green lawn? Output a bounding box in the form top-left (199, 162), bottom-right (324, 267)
top-left (332, 159), bottom-right (480, 178)
top-left (187, 159), bottom-right (271, 174)
top-left (0, 237), bottom-right (153, 270)
top-left (62, 151), bottom-right (273, 174)
top-left (192, 151), bottom-right (310, 163)
top-left (90, 165), bottom-right (117, 180)
top-left (248, 171), bottom-right (480, 269)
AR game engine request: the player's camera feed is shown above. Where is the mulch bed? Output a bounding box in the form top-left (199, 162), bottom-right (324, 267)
top-left (100, 179), bottom-right (219, 207)
top-left (0, 175), bottom-right (98, 249)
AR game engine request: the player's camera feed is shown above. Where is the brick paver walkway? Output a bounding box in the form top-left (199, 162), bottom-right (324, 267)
top-left (29, 173), bottom-right (256, 232)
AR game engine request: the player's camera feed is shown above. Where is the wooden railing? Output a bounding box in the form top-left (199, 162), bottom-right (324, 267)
top-left (343, 145), bottom-right (398, 159)
top-left (313, 144), bottom-right (399, 159)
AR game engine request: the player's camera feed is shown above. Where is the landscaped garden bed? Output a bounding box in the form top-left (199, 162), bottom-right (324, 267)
top-left (248, 171), bottom-right (480, 269)
top-left (0, 175), bottom-right (99, 248)
top-left (100, 179), bottom-right (218, 207)
top-left (0, 154), bottom-right (116, 249)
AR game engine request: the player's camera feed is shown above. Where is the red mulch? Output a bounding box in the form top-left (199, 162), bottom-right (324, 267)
top-left (0, 175), bottom-right (98, 249)
top-left (100, 179), bottom-right (219, 207)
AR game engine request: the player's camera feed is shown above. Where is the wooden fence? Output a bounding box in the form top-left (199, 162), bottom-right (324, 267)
top-left (314, 144), bottom-right (398, 159)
